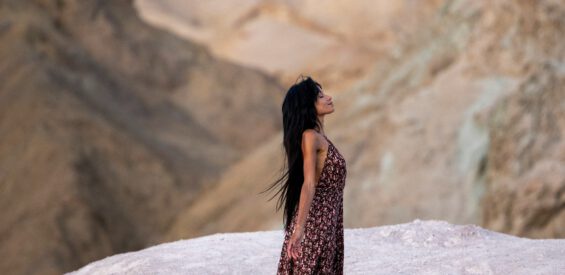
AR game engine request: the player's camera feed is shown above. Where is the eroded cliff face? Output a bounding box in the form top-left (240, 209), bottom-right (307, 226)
top-left (466, 0), bottom-right (565, 238)
top-left (338, 0), bottom-right (565, 237)
top-left (162, 0), bottom-right (565, 241)
top-left (337, 0), bottom-right (565, 237)
top-left (482, 68), bottom-right (565, 238)
top-left (0, 0), bottom-right (281, 274)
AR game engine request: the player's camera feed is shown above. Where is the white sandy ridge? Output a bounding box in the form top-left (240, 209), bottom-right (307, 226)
top-left (68, 219), bottom-right (565, 274)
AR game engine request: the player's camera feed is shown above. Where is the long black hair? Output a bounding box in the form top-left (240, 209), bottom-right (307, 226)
top-left (260, 75), bottom-right (323, 230)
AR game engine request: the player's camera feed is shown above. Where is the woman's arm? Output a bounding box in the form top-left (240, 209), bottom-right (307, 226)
top-left (294, 130), bottom-right (319, 232)
top-left (287, 130), bottom-right (319, 259)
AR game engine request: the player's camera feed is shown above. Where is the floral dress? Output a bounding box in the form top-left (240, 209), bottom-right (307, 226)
top-left (277, 134), bottom-right (347, 274)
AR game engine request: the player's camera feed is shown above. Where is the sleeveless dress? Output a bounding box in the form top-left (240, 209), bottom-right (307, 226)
top-left (277, 134), bottom-right (347, 275)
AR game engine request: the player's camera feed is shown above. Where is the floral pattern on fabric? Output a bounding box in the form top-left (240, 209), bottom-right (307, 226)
top-left (277, 135), bottom-right (347, 275)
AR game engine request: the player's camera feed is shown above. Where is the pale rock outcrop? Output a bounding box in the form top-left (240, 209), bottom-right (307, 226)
top-left (69, 220), bottom-right (565, 274)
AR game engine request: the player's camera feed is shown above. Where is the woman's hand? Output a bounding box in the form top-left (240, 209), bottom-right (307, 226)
top-left (286, 225), bottom-right (304, 261)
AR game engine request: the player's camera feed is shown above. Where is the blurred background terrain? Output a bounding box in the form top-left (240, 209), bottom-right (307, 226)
top-left (1, 0), bottom-right (563, 274)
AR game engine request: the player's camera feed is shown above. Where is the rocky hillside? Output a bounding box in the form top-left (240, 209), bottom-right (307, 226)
top-left (162, 0), bottom-right (565, 241)
top-left (0, 0), bottom-right (281, 274)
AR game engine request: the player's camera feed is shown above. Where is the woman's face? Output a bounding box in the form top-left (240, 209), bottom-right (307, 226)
top-left (315, 88), bottom-right (334, 116)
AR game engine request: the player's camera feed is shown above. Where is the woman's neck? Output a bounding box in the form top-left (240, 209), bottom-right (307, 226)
top-left (317, 116), bottom-right (325, 135)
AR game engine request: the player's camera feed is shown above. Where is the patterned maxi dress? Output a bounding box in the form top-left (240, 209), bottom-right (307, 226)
top-left (277, 134), bottom-right (347, 274)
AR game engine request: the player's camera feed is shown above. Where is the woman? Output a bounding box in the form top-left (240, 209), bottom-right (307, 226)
top-left (262, 75), bottom-right (347, 274)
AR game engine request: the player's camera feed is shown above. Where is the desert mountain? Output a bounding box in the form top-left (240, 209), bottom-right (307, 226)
top-left (0, 0), bottom-right (281, 274)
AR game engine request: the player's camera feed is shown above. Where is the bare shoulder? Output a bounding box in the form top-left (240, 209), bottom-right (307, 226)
top-left (302, 129), bottom-right (321, 147)
top-left (302, 129), bottom-right (320, 144)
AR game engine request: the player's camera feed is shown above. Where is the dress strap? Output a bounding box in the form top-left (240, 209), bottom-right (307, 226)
top-left (323, 134), bottom-right (332, 145)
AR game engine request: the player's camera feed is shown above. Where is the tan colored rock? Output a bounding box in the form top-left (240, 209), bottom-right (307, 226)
top-left (482, 67), bottom-right (565, 238)
top-left (464, 0), bottom-right (565, 238)
top-left (134, 0), bottom-right (444, 92)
